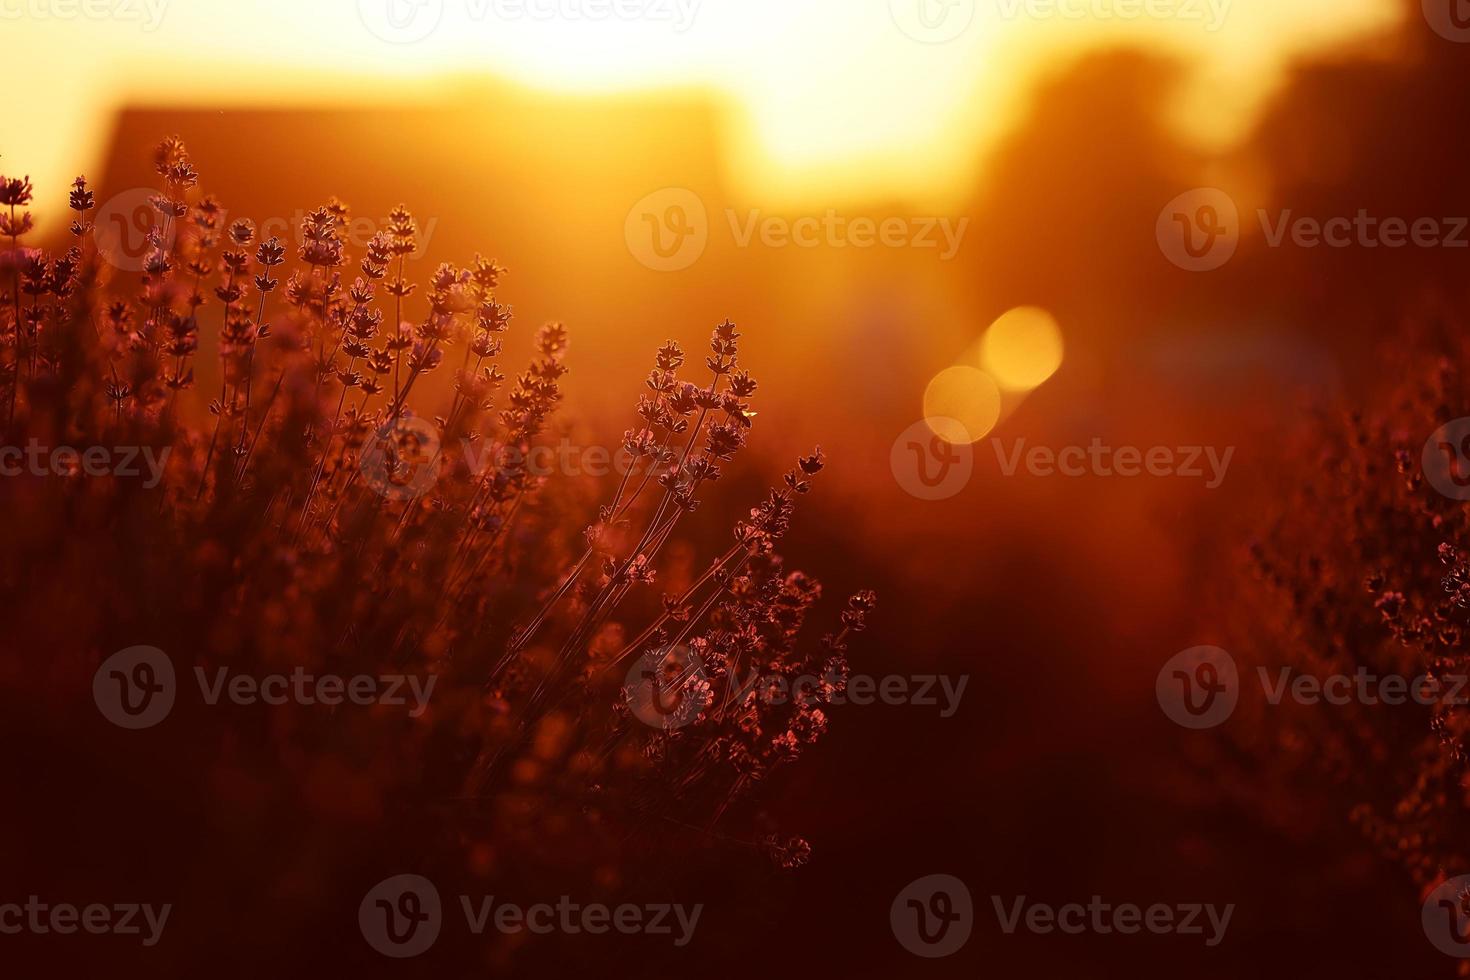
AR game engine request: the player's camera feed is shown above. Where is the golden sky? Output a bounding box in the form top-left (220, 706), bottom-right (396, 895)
top-left (8, 0), bottom-right (1398, 210)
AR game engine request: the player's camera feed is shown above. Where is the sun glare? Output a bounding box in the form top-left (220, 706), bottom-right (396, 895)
top-left (10, 0), bottom-right (1397, 214)
top-left (924, 366), bottom-right (1000, 445)
top-left (980, 306), bottom-right (1064, 391)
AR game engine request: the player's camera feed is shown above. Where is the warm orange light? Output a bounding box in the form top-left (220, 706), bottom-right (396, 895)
top-left (923, 366), bottom-right (999, 445)
top-left (979, 306), bottom-right (1063, 391)
top-left (8, 0), bottom-right (1398, 217)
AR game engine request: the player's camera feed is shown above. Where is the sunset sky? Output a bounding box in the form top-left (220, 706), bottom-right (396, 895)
top-left (8, 3), bottom-right (1470, 977)
top-left (11, 0), bottom-right (1397, 212)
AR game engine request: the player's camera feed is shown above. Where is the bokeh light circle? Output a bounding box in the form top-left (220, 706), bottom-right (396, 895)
top-left (979, 306), bottom-right (1063, 391)
top-left (922, 366), bottom-right (1000, 444)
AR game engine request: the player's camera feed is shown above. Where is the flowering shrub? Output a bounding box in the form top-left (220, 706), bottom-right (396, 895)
top-left (1224, 324), bottom-right (1470, 957)
top-left (0, 138), bottom-right (874, 947)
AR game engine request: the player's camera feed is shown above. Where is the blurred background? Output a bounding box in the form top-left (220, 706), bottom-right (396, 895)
top-left (13, 0), bottom-right (1470, 974)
